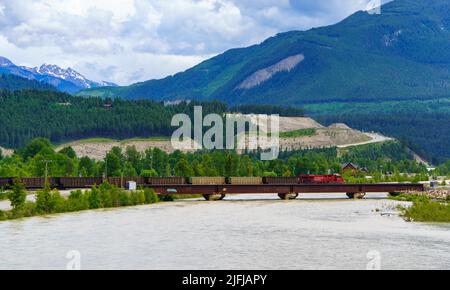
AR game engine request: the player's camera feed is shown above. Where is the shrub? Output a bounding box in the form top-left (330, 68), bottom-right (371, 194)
top-left (119, 190), bottom-right (130, 206)
top-left (129, 191), bottom-right (140, 206)
top-left (403, 201), bottom-right (450, 222)
top-left (390, 194), bottom-right (430, 203)
top-left (98, 182), bottom-right (121, 207)
top-left (88, 187), bottom-right (101, 209)
top-left (99, 188), bottom-right (113, 208)
top-left (50, 191), bottom-right (66, 213)
top-left (144, 189), bottom-right (159, 204)
top-left (21, 202), bottom-right (37, 217)
top-left (110, 187), bottom-right (121, 207)
top-left (36, 187), bottom-right (57, 214)
top-left (8, 179), bottom-right (27, 210)
top-left (35, 187), bottom-right (66, 214)
top-left (137, 191), bottom-right (146, 205)
top-left (9, 202), bottom-right (37, 219)
top-left (0, 210), bottom-right (7, 221)
top-left (0, 189), bottom-right (8, 201)
top-left (66, 190), bottom-right (89, 212)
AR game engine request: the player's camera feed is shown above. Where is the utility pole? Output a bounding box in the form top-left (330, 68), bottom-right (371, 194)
top-left (40, 160), bottom-right (53, 187)
top-left (105, 156), bottom-right (108, 178)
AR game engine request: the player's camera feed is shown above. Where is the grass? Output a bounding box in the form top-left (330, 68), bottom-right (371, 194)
top-left (391, 194), bottom-right (450, 223)
top-left (279, 129), bottom-right (317, 138)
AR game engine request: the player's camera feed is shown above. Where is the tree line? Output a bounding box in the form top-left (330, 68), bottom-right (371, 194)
top-left (317, 112), bottom-right (450, 165)
top-left (0, 74), bottom-right (56, 91)
top-left (0, 138), bottom-right (430, 182)
top-left (0, 89), bottom-right (306, 149)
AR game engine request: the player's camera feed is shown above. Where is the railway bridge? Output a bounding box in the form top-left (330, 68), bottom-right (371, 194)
top-left (0, 177), bottom-right (425, 200)
top-left (145, 183), bottom-right (424, 200)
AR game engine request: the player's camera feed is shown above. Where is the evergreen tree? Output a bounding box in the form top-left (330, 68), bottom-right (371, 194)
top-left (8, 178), bottom-right (26, 210)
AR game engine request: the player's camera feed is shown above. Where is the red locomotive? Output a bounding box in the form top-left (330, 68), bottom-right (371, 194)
top-left (298, 174), bottom-right (345, 184)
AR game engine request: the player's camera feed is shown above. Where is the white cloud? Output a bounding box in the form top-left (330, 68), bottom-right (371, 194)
top-left (0, 0), bottom-right (383, 85)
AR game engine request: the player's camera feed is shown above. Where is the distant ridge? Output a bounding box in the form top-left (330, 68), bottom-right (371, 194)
top-left (0, 56), bottom-right (117, 94)
top-left (0, 73), bottom-right (56, 91)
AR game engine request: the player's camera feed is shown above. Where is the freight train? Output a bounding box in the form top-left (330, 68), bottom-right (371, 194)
top-left (0, 174), bottom-right (345, 190)
top-left (0, 175), bottom-right (424, 201)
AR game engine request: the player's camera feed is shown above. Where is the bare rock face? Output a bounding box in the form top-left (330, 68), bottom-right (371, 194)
top-left (328, 123), bottom-right (351, 130)
top-left (0, 146), bottom-right (13, 157)
top-left (237, 54), bottom-right (304, 90)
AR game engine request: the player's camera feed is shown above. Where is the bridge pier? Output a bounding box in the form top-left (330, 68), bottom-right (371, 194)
top-left (278, 193), bottom-right (299, 200)
top-left (346, 192), bottom-right (366, 199)
top-left (203, 193), bottom-right (226, 201)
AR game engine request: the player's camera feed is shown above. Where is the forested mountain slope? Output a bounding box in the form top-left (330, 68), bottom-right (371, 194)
top-left (80, 0), bottom-right (450, 106)
top-left (77, 0), bottom-right (450, 163)
top-left (0, 74), bottom-right (56, 91)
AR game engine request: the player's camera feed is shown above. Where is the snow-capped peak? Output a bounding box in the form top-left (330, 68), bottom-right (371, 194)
top-left (34, 64), bottom-right (111, 89)
top-left (37, 64), bottom-right (69, 79)
top-left (0, 56), bottom-right (14, 67)
top-left (0, 55), bottom-right (117, 92)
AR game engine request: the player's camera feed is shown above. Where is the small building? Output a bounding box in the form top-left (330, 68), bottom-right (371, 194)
top-left (342, 163), bottom-right (368, 175)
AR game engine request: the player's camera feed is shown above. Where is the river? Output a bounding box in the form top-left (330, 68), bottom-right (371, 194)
top-left (0, 193), bottom-right (449, 270)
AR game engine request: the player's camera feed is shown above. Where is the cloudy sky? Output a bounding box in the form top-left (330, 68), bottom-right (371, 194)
top-left (0, 0), bottom-right (384, 85)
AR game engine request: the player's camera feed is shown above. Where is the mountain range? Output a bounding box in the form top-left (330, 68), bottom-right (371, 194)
top-left (78, 0), bottom-right (450, 106)
top-left (0, 0), bottom-right (449, 163)
top-left (0, 56), bottom-right (116, 93)
top-left (75, 0), bottom-right (450, 164)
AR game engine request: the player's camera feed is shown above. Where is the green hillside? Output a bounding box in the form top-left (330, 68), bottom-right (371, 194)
top-left (0, 90), bottom-right (304, 149)
top-left (0, 90), bottom-right (228, 148)
top-left (79, 0), bottom-right (450, 105)
top-left (77, 0), bottom-right (450, 163)
top-left (0, 74), bottom-right (56, 91)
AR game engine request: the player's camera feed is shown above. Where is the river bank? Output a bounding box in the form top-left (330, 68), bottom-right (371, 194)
top-left (390, 190), bottom-right (450, 223)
